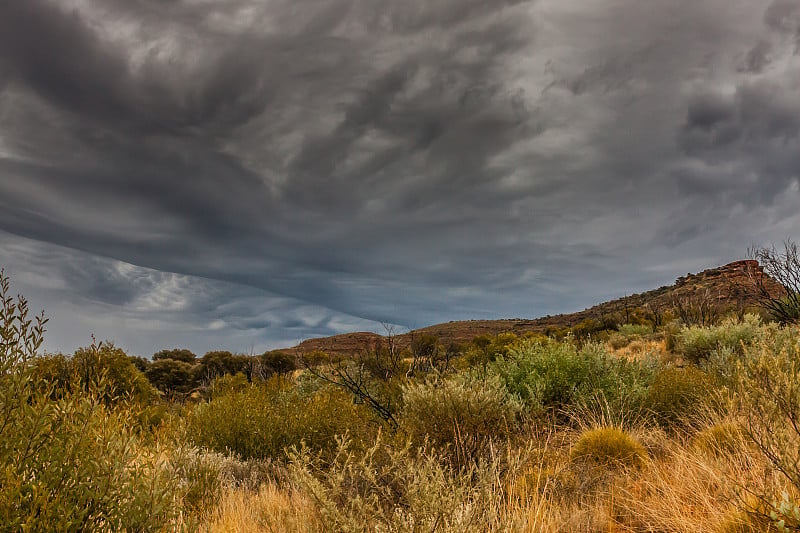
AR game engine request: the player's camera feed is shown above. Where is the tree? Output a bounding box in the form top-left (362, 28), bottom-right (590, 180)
top-left (72, 341), bottom-right (153, 404)
top-left (145, 358), bottom-right (196, 397)
top-left (152, 348), bottom-right (196, 363)
top-left (259, 351), bottom-right (298, 377)
top-left (671, 288), bottom-right (720, 326)
top-left (747, 240), bottom-right (800, 325)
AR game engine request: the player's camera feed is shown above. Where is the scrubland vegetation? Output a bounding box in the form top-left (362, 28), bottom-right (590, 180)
top-left (3, 246), bottom-right (800, 532)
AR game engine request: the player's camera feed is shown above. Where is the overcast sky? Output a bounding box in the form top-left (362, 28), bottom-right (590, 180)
top-left (1, 0), bottom-right (799, 356)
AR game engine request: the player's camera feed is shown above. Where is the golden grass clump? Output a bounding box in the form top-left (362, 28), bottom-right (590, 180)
top-left (692, 422), bottom-right (745, 458)
top-left (570, 426), bottom-right (647, 469)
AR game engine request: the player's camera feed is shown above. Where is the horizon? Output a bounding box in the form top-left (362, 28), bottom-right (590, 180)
top-left (1, 0), bottom-right (799, 356)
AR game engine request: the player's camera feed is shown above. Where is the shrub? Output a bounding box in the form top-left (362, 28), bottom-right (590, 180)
top-left (570, 427), bottom-right (647, 469)
top-left (465, 333), bottom-right (518, 369)
top-left (491, 338), bottom-right (656, 420)
top-left (645, 366), bottom-right (717, 429)
top-left (0, 270), bottom-right (182, 531)
top-left (30, 352), bottom-right (72, 398)
top-left (199, 350), bottom-right (250, 382)
top-left (675, 314), bottom-right (761, 364)
top-left (399, 374), bottom-right (522, 468)
top-left (189, 377), bottom-right (375, 461)
top-left (733, 324), bottom-right (800, 528)
top-left (609, 324), bottom-right (653, 350)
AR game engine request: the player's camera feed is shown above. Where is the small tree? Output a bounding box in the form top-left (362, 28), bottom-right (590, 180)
top-left (145, 358), bottom-right (196, 397)
top-left (671, 288), bottom-right (720, 327)
top-left (747, 241), bottom-right (800, 324)
top-left (152, 348), bottom-right (196, 363)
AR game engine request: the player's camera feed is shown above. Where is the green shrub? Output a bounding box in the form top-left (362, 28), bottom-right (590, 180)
top-left (189, 377), bottom-right (375, 461)
top-left (490, 338), bottom-right (655, 420)
top-left (168, 446), bottom-right (224, 515)
top-left (570, 426), bottom-right (647, 468)
top-left (645, 366), bottom-right (717, 429)
top-left (399, 374), bottom-right (522, 468)
top-left (0, 270), bottom-right (181, 531)
top-left (30, 352), bottom-right (72, 398)
top-left (609, 324), bottom-right (653, 350)
top-left (618, 324), bottom-right (653, 337)
top-left (465, 333), bottom-right (519, 368)
top-left (609, 333), bottom-right (632, 350)
top-left (675, 314), bottom-right (761, 364)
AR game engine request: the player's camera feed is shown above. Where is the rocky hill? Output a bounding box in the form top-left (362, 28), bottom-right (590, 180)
top-left (283, 260), bottom-right (782, 356)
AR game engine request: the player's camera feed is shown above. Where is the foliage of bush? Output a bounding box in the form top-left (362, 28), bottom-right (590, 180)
top-left (570, 426), bottom-right (647, 469)
top-left (464, 333), bottom-right (519, 369)
top-left (30, 352), bottom-right (72, 398)
top-left (399, 374), bottom-right (522, 468)
top-left (490, 338), bottom-right (656, 420)
top-left (0, 271), bottom-right (181, 531)
top-left (609, 324), bottom-right (653, 349)
top-left (189, 377), bottom-right (376, 461)
top-left (645, 366), bottom-right (717, 429)
top-left (675, 314), bottom-right (761, 364)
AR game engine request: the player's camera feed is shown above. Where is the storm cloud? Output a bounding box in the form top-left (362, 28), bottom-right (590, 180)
top-left (0, 0), bottom-right (798, 355)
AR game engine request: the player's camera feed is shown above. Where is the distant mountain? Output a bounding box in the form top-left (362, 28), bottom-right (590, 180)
top-left (282, 260), bottom-right (783, 356)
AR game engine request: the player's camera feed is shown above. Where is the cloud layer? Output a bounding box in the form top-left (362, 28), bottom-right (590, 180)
top-left (1, 0), bottom-right (798, 355)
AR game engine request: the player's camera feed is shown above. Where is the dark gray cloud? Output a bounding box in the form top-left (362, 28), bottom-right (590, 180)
top-left (1, 0), bottom-right (799, 354)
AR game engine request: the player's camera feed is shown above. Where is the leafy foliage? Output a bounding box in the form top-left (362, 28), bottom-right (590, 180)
top-left (189, 377), bottom-right (376, 461)
top-left (72, 341), bottom-right (154, 404)
top-left (733, 324), bottom-right (800, 528)
top-left (490, 338), bottom-right (656, 420)
top-left (675, 314), bottom-right (761, 364)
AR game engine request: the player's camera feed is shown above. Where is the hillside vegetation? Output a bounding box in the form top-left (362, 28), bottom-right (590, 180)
top-left (2, 249), bottom-right (800, 532)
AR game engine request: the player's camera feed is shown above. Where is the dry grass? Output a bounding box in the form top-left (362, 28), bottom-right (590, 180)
top-left (196, 414), bottom-right (792, 533)
top-left (202, 483), bottom-right (320, 533)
